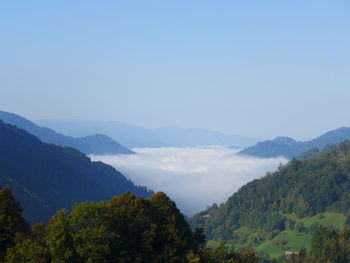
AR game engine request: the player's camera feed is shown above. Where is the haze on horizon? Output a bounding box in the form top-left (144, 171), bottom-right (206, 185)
top-left (1, 1), bottom-right (350, 140)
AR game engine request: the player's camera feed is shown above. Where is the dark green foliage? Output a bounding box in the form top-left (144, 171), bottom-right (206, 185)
top-left (0, 110), bottom-right (134, 155)
top-left (1, 186), bottom-right (263, 263)
top-left (0, 187), bottom-right (29, 261)
top-left (5, 223), bottom-right (51, 263)
top-left (47, 203), bottom-right (111, 263)
top-left (200, 243), bottom-right (261, 263)
top-left (294, 222), bottom-right (305, 233)
top-left (307, 222), bottom-right (320, 234)
top-left (190, 142), bottom-right (350, 240)
top-left (310, 227), bottom-right (337, 255)
top-left (106, 193), bottom-right (154, 262)
top-left (2, 190), bottom-right (213, 263)
top-left (345, 211), bottom-right (350, 225)
top-left (147, 192), bottom-right (198, 262)
top-left (0, 120), bottom-right (152, 223)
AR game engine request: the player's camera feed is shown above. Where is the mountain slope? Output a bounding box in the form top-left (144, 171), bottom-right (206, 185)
top-left (238, 138), bottom-right (303, 159)
top-left (190, 141), bottom-right (350, 240)
top-left (0, 111), bottom-right (134, 155)
top-left (0, 120), bottom-right (152, 223)
top-left (238, 128), bottom-right (350, 159)
top-left (36, 119), bottom-right (260, 148)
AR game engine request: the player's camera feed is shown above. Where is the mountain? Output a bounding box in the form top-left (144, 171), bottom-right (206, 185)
top-left (36, 119), bottom-right (169, 148)
top-left (238, 127), bottom-right (350, 159)
top-left (190, 141), bottom-right (350, 256)
top-left (0, 120), bottom-right (152, 223)
top-left (36, 119), bottom-right (260, 148)
top-left (0, 111), bottom-right (134, 155)
top-left (238, 137), bottom-right (302, 159)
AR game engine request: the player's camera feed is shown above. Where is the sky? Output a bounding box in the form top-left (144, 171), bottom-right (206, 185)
top-left (91, 147), bottom-right (287, 215)
top-left (1, 1), bottom-right (350, 140)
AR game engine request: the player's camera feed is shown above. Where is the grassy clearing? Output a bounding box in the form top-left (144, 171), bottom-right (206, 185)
top-left (283, 212), bottom-right (345, 229)
top-left (207, 240), bottom-right (223, 248)
top-left (208, 230), bottom-right (311, 259)
top-left (255, 231), bottom-right (312, 258)
top-left (304, 212), bottom-right (344, 229)
top-left (207, 212), bottom-right (345, 259)
top-left (255, 241), bottom-right (284, 258)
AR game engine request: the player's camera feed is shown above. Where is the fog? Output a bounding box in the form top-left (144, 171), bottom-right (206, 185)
top-left (91, 147), bottom-right (288, 216)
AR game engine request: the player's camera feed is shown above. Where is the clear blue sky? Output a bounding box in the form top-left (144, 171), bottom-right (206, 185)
top-left (1, 0), bottom-right (349, 140)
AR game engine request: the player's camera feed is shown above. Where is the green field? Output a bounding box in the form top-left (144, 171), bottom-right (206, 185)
top-left (283, 212), bottom-right (345, 229)
top-left (255, 231), bottom-right (312, 258)
top-left (208, 230), bottom-right (312, 259)
top-left (207, 212), bottom-right (346, 259)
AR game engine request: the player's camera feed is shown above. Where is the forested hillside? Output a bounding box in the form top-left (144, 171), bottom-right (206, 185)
top-left (191, 142), bottom-right (350, 256)
top-left (0, 121), bottom-right (151, 223)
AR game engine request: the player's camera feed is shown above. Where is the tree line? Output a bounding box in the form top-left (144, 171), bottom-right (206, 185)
top-left (0, 186), bottom-right (260, 263)
top-left (3, 185), bottom-right (350, 262)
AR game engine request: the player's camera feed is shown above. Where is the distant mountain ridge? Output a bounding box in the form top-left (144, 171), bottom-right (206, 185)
top-left (0, 111), bottom-right (134, 155)
top-left (0, 120), bottom-right (152, 223)
top-left (238, 127), bottom-right (350, 159)
top-left (36, 119), bottom-right (260, 148)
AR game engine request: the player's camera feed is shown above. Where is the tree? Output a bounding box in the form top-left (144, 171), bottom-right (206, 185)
top-left (310, 227), bottom-right (337, 255)
top-left (0, 186), bottom-right (29, 261)
top-left (106, 192), bottom-right (152, 262)
top-left (148, 192), bottom-right (204, 263)
top-left (46, 209), bottom-right (78, 263)
top-left (200, 243), bottom-right (261, 263)
top-left (1, 191), bottom-right (210, 262)
top-left (294, 222), bottom-right (305, 233)
top-left (5, 223), bottom-right (50, 263)
top-left (69, 202), bottom-right (111, 263)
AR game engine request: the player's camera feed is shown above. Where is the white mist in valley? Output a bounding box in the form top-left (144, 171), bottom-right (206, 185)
top-left (91, 147), bottom-right (288, 216)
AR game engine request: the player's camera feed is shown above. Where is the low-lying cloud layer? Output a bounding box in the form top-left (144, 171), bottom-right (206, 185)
top-left (91, 147), bottom-right (287, 216)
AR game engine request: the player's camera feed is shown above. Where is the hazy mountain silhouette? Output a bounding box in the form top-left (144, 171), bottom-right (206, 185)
top-left (0, 120), bottom-right (152, 223)
top-left (0, 111), bottom-right (134, 155)
top-left (238, 127), bottom-right (350, 159)
top-left (36, 119), bottom-right (260, 148)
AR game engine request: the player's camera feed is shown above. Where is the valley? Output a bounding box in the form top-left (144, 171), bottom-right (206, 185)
top-left (2, 111), bottom-right (350, 262)
top-left (1, 2), bottom-right (349, 261)
top-left (91, 146), bottom-right (286, 215)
